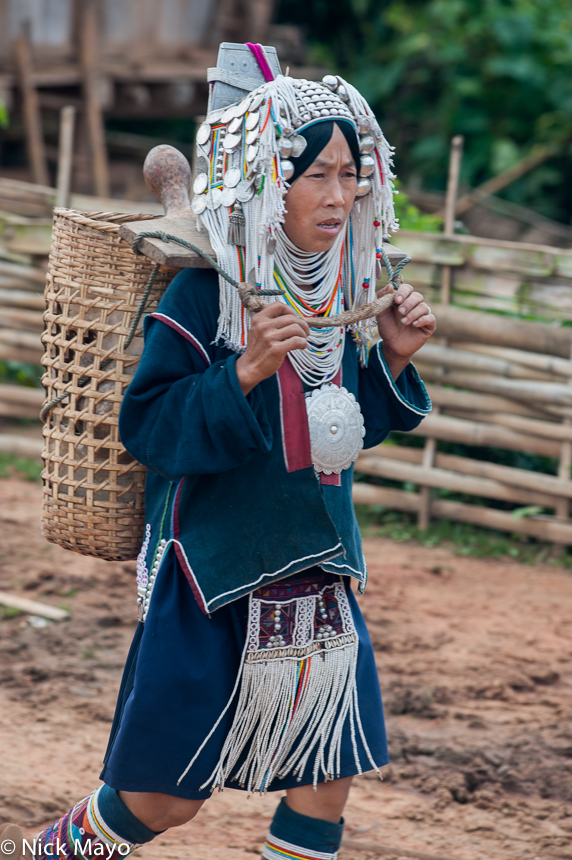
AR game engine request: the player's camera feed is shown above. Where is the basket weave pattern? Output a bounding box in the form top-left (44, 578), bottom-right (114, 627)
top-left (41, 209), bottom-right (175, 561)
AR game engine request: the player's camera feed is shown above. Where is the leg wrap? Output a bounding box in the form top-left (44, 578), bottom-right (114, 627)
top-left (263, 798), bottom-right (344, 860)
top-left (34, 785), bottom-right (157, 859)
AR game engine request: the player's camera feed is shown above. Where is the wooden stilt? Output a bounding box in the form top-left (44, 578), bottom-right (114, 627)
top-left (56, 106), bottom-right (76, 208)
top-left (14, 34), bottom-right (49, 187)
top-left (80, 0), bottom-right (109, 198)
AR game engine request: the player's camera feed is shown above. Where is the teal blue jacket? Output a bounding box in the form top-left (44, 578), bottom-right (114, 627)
top-left (119, 268), bottom-right (431, 613)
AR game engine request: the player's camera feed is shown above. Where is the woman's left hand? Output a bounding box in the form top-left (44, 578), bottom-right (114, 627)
top-left (376, 281), bottom-right (436, 378)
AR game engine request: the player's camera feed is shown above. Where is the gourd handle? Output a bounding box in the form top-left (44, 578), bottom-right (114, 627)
top-left (143, 145), bottom-right (193, 217)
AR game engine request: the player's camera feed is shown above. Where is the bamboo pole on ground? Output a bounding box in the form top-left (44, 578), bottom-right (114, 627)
top-left (56, 106), bottom-right (76, 209)
top-left (80, 0), bottom-right (109, 198)
top-left (14, 34), bottom-right (49, 187)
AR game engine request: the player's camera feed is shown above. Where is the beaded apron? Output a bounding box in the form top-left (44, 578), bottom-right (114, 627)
top-left (178, 570), bottom-right (379, 793)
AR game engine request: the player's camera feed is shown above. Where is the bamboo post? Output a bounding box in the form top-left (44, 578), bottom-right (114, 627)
top-left (56, 106), bottom-right (76, 209)
top-left (418, 136), bottom-right (464, 529)
top-left (440, 134), bottom-right (464, 303)
top-left (14, 34), bottom-right (49, 187)
top-left (80, 0), bottom-right (109, 198)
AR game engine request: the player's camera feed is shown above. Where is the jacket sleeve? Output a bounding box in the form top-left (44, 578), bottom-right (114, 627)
top-left (119, 316), bottom-right (273, 480)
top-left (358, 341), bottom-right (432, 449)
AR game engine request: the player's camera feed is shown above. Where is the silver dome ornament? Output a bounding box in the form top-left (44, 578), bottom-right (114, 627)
top-left (193, 173), bottom-right (208, 195)
top-left (337, 84), bottom-right (349, 102)
top-left (359, 154), bottom-right (375, 177)
top-left (290, 135), bottom-right (307, 157)
top-left (359, 135), bottom-right (375, 154)
top-left (306, 384), bottom-right (365, 474)
top-left (355, 177), bottom-right (372, 197)
top-left (266, 234), bottom-right (277, 254)
top-left (358, 120), bottom-right (371, 135)
top-left (281, 160), bottom-right (295, 181)
top-left (322, 74), bottom-right (338, 90)
top-left (278, 137), bottom-right (293, 158)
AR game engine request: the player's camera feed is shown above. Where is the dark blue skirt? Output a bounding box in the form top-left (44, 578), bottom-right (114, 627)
top-left (100, 548), bottom-right (388, 799)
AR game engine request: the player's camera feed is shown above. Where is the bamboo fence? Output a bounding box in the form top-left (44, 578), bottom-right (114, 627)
top-left (2, 177), bottom-right (572, 545)
top-left (353, 312), bottom-right (572, 543)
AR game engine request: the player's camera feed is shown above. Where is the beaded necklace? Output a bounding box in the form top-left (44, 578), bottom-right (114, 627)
top-left (274, 227), bottom-right (346, 388)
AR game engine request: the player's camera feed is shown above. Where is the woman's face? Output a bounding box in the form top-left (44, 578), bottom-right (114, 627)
top-left (282, 124), bottom-right (358, 253)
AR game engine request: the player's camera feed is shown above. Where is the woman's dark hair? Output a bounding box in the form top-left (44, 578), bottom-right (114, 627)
top-left (289, 120), bottom-right (361, 183)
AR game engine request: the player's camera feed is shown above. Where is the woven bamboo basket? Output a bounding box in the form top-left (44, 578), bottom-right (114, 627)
top-left (41, 209), bottom-right (176, 561)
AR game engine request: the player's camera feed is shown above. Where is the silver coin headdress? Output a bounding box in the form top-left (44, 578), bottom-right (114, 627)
top-left (192, 44), bottom-right (398, 355)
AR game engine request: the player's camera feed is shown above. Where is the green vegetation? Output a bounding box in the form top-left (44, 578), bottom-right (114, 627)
top-left (393, 182), bottom-right (443, 232)
top-left (0, 451), bottom-right (42, 482)
top-left (0, 360), bottom-right (43, 388)
top-left (278, 0), bottom-right (572, 224)
top-left (0, 99), bottom-right (7, 128)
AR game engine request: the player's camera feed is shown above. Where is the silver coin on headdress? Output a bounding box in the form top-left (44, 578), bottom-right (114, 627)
top-left (246, 129), bottom-right (258, 145)
top-left (191, 195), bottom-right (207, 215)
top-left (204, 191), bottom-right (214, 210)
top-left (193, 173), bottom-right (209, 195)
top-left (223, 133), bottom-right (241, 151)
top-left (228, 116), bottom-right (242, 134)
top-left (250, 92), bottom-right (265, 111)
top-left (211, 187), bottom-right (223, 208)
top-left (224, 167), bottom-right (241, 188)
top-left (197, 139), bottom-right (211, 157)
top-left (246, 144), bottom-right (258, 162)
top-left (221, 105), bottom-right (238, 123)
top-left (195, 155), bottom-right (209, 175)
top-left (245, 111), bottom-right (259, 131)
top-left (196, 123), bottom-right (211, 146)
top-left (236, 179), bottom-right (254, 203)
top-left (281, 160), bottom-right (294, 181)
top-left (221, 186), bottom-right (237, 207)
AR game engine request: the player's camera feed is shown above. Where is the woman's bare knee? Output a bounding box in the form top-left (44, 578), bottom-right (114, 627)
top-left (285, 776), bottom-right (353, 823)
top-left (118, 790), bottom-right (206, 831)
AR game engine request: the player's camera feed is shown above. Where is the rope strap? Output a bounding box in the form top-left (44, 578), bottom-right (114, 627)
top-left (41, 231), bottom-right (411, 421)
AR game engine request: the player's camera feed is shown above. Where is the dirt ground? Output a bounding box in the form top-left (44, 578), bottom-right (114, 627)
top-left (1, 477), bottom-right (572, 860)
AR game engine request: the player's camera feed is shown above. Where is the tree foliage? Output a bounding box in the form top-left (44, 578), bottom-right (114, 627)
top-left (277, 0), bottom-right (572, 222)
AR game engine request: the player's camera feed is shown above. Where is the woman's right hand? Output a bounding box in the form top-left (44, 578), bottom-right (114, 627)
top-left (235, 303), bottom-right (309, 395)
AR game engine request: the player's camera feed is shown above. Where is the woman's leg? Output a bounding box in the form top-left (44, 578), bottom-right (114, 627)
top-left (285, 776), bottom-right (353, 822)
top-left (118, 791), bottom-right (206, 831)
top-left (262, 777), bottom-right (352, 860)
